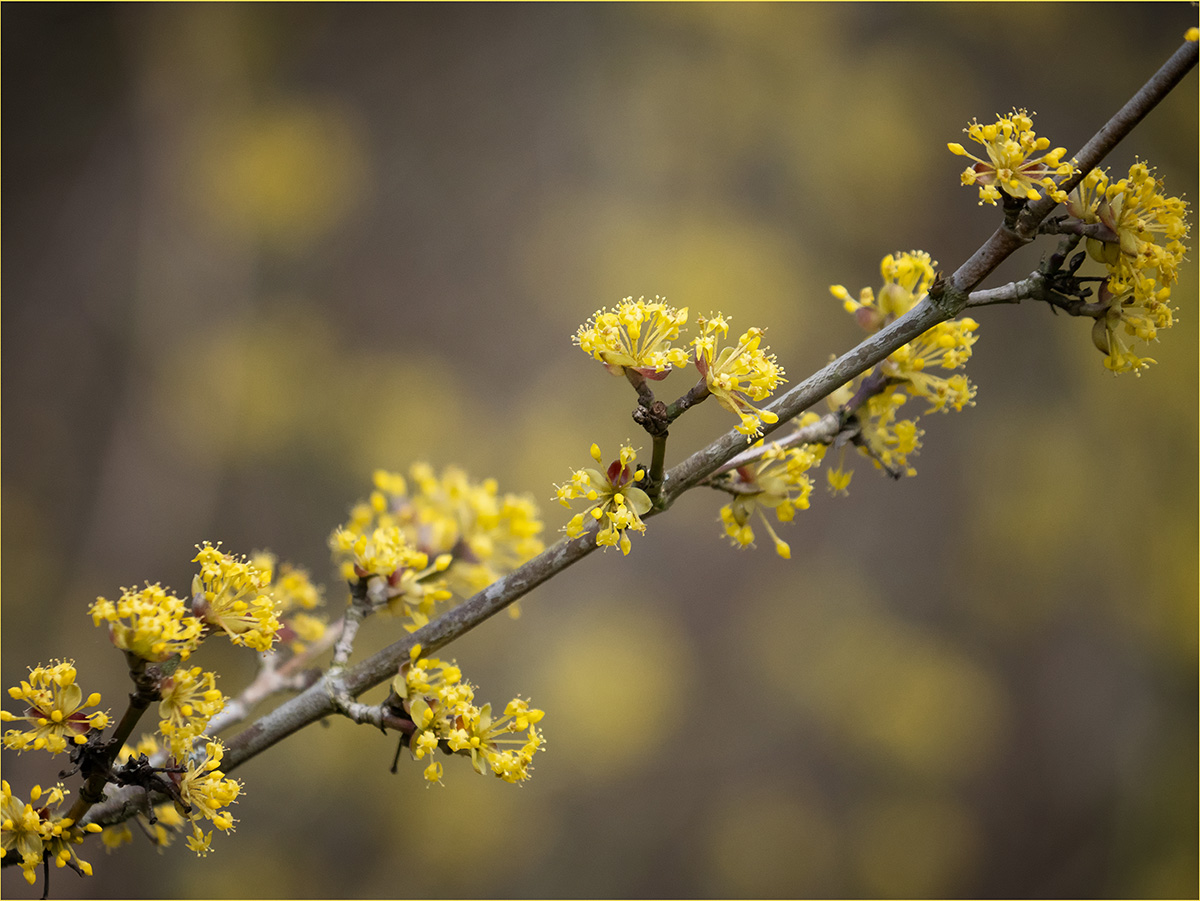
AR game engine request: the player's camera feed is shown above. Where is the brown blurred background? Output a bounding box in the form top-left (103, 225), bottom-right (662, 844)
top-left (3, 3), bottom-right (1196, 897)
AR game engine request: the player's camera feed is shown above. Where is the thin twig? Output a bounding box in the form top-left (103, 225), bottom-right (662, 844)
top-left (710, 411), bottom-right (843, 478)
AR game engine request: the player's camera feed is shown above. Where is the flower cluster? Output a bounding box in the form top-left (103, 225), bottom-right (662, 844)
top-left (176, 741), bottom-right (242, 856)
top-left (157, 666), bottom-right (226, 759)
top-left (93, 733), bottom-right (239, 857)
top-left (574, 297), bottom-right (786, 440)
top-left (3, 541), bottom-right (310, 882)
top-left (331, 465), bottom-right (544, 628)
top-left (331, 523), bottom-right (452, 627)
top-left (393, 646), bottom-right (544, 784)
top-left (252, 552), bottom-right (328, 653)
top-left (89, 583), bottom-right (204, 663)
top-left (828, 251), bottom-right (978, 483)
top-left (1, 661), bottom-right (110, 755)
top-left (404, 463), bottom-right (545, 597)
top-left (574, 296), bottom-right (691, 377)
top-left (555, 443), bottom-right (652, 555)
top-left (330, 523), bottom-right (432, 582)
top-left (949, 108), bottom-right (1075, 205)
top-left (692, 314), bottom-right (787, 440)
top-left (717, 436), bottom-right (825, 558)
top-left (1, 780), bottom-right (101, 884)
top-left (191, 543), bottom-right (282, 652)
top-left (1065, 161), bottom-right (1190, 374)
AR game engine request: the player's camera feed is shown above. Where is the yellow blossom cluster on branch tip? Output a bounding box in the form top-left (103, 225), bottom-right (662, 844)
top-left (393, 645), bottom-right (545, 785)
top-left (331, 521), bottom-right (452, 629)
top-left (574, 295), bottom-right (691, 378)
top-left (1, 780), bottom-right (101, 884)
top-left (848, 390), bottom-right (925, 479)
top-left (1065, 161), bottom-right (1190, 375)
top-left (191, 542), bottom-right (282, 651)
top-left (827, 251), bottom-right (977, 482)
top-left (719, 437), bottom-right (826, 559)
top-left (1, 542), bottom-right (322, 873)
top-left (157, 666), bottom-right (226, 759)
top-left (692, 313), bottom-right (786, 441)
top-left (574, 298), bottom-right (786, 441)
top-left (404, 463), bottom-right (545, 598)
top-left (949, 108), bottom-right (1076, 206)
top-left (330, 522), bottom-right (431, 580)
top-left (554, 443), bottom-right (652, 555)
top-left (176, 741), bottom-right (242, 856)
top-left (1, 661), bottom-right (110, 755)
top-left (89, 582), bottom-right (204, 663)
top-left (331, 464), bottom-right (544, 627)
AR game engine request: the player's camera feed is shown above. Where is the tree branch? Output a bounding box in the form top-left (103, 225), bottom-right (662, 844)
top-left (948, 37), bottom-right (1197, 296)
top-left (83, 33), bottom-right (1199, 816)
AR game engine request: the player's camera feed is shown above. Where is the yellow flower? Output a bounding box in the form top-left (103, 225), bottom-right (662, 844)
top-left (1, 661), bottom-right (110, 755)
top-left (0, 781), bottom-right (95, 885)
top-left (1066, 161), bottom-right (1189, 374)
top-left (157, 666), bottom-right (225, 759)
top-left (826, 466), bottom-right (853, 496)
top-left (856, 393), bottom-right (926, 477)
top-left (554, 443), bottom-right (652, 555)
top-left (692, 313), bottom-right (786, 441)
top-left (244, 556), bottom-right (330, 653)
top-left (90, 583), bottom-right (204, 662)
top-left (1069, 162), bottom-right (1189, 297)
top-left (718, 441), bottom-right (824, 558)
top-left (835, 251), bottom-right (978, 412)
top-left (405, 463), bottom-right (545, 597)
top-left (258, 555), bottom-right (324, 613)
top-left (332, 465), bottom-right (543, 627)
top-left (177, 741), bottom-right (242, 856)
top-left (392, 647), bottom-right (544, 784)
top-left (191, 543), bottom-right (281, 651)
top-left (574, 296), bottom-right (690, 377)
top-left (1088, 282), bottom-right (1164, 376)
top-left (948, 108), bottom-right (1075, 205)
top-left (282, 611), bottom-right (328, 654)
top-left (394, 648), bottom-right (464, 701)
top-left (329, 524), bottom-right (428, 581)
top-left (827, 252), bottom-right (976, 479)
top-left (834, 249), bottom-right (937, 324)
top-left (2, 780), bottom-right (48, 884)
top-left (446, 701), bottom-right (545, 783)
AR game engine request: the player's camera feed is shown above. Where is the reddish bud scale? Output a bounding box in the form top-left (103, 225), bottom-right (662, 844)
top-left (636, 367), bottom-right (671, 381)
top-left (606, 460), bottom-right (623, 483)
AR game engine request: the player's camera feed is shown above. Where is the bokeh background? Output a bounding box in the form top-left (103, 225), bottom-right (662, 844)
top-left (3, 4), bottom-right (1196, 897)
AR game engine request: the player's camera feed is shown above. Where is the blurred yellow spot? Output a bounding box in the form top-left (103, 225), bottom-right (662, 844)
top-left (852, 795), bottom-right (980, 896)
top-left (751, 566), bottom-right (1009, 780)
top-left (704, 789), bottom-right (837, 895)
top-left (153, 306), bottom-right (474, 469)
top-left (536, 601), bottom-right (691, 781)
top-left (189, 101), bottom-right (367, 250)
